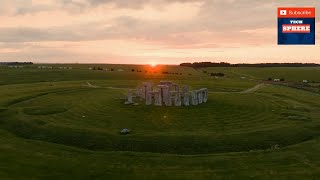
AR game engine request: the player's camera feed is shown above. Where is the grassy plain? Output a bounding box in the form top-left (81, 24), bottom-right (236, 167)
top-left (0, 64), bottom-right (320, 179)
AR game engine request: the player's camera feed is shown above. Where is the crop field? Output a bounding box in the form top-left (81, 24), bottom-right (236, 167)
top-left (0, 64), bottom-right (320, 179)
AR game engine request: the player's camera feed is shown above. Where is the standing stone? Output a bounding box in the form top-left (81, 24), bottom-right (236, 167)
top-left (198, 90), bottom-right (203, 104)
top-left (158, 85), bottom-right (170, 106)
top-left (160, 81), bottom-right (173, 91)
top-left (136, 86), bottom-right (141, 98)
top-left (191, 91), bottom-right (198, 105)
top-left (167, 91), bottom-right (173, 106)
top-left (146, 91), bottom-right (153, 105)
top-left (163, 86), bottom-right (169, 106)
top-left (142, 82), bottom-right (153, 99)
top-left (203, 88), bottom-right (208, 103)
top-left (128, 89), bottom-right (133, 103)
top-left (182, 85), bottom-right (189, 106)
top-left (172, 83), bottom-right (178, 91)
top-left (160, 81), bottom-right (173, 86)
top-left (124, 89), bottom-right (134, 104)
top-left (174, 92), bottom-right (181, 106)
top-left (154, 91), bottom-right (162, 106)
top-left (170, 85), bottom-right (181, 107)
top-left (146, 83), bottom-right (152, 92)
top-left (141, 85), bottom-right (146, 99)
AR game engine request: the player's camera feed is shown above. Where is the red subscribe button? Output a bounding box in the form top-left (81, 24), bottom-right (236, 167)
top-left (278, 7), bottom-right (315, 18)
top-left (282, 24), bottom-right (310, 33)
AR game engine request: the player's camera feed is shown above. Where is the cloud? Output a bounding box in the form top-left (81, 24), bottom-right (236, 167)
top-left (86, 0), bottom-right (203, 8)
top-left (0, 0), bottom-right (319, 63)
top-left (0, 0), bottom-right (205, 16)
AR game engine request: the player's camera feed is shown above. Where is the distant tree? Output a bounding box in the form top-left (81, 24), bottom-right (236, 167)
top-left (203, 71), bottom-right (207, 73)
top-left (110, 68), bottom-right (114, 71)
top-left (188, 74), bottom-right (192, 76)
top-left (210, 72), bottom-right (225, 77)
top-left (180, 62), bottom-right (320, 68)
top-left (180, 63), bottom-right (193, 67)
top-left (268, 77), bottom-right (272, 81)
top-left (217, 73), bottom-right (225, 76)
top-left (280, 78), bottom-right (285, 82)
top-left (131, 69), bottom-right (135, 72)
top-left (5, 62), bottom-right (33, 65)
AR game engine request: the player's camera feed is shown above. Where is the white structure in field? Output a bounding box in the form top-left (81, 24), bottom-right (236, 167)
top-left (126, 81), bottom-right (208, 106)
top-left (124, 89), bottom-right (134, 104)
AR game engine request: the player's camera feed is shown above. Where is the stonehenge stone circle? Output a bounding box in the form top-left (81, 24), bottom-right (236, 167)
top-left (126, 81), bottom-right (208, 106)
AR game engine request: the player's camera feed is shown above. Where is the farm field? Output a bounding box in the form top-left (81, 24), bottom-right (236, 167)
top-left (202, 67), bottom-right (320, 82)
top-left (1, 64), bottom-right (320, 179)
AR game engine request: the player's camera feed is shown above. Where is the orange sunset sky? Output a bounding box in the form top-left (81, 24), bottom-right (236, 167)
top-left (0, 0), bottom-right (319, 64)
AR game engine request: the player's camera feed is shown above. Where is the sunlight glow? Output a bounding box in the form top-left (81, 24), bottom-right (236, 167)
top-left (149, 62), bottom-right (157, 67)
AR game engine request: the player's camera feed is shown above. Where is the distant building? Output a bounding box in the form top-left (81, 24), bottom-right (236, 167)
top-left (303, 80), bottom-right (308, 83)
top-left (274, 79), bottom-right (280, 82)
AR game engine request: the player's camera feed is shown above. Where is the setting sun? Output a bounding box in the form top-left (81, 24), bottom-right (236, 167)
top-left (149, 62), bottom-right (157, 67)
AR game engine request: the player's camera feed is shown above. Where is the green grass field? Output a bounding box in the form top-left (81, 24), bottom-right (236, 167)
top-left (1, 64), bottom-right (320, 179)
top-left (202, 67), bottom-right (320, 82)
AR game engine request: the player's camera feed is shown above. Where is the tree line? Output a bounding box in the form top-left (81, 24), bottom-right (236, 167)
top-left (180, 62), bottom-right (320, 68)
top-left (0, 62), bottom-right (33, 65)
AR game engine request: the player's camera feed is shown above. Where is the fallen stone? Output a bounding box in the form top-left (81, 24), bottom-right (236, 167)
top-left (120, 128), bottom-right (130, 135)
top-left (124, 101), bottom-right (133, 105)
